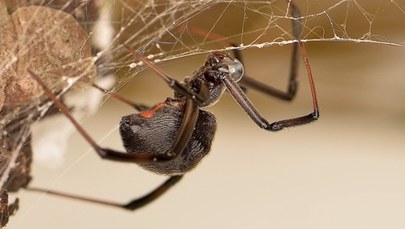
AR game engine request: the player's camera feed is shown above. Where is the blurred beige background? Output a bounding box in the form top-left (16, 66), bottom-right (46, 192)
top-left (9, 1), bottom-right (405, 228)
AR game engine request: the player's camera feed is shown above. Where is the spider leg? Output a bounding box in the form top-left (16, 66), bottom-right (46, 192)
top-left (224, 42), bottom-right (319, 131)
top-left (234, 42), bottom-right (298, 101)
top-left (92, 83), bottom-right (150, 111)
top-left (222, 1), bottom-right (318, 131)
top-left (27, 176), bottom-right (182, 211)
top-left (122, 175), bottom-right (182, 210)
top-left (235, 0), bottom-right (301, 101)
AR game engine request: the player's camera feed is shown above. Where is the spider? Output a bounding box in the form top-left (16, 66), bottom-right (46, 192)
top-left (28, 1), bottom-right (319, 211)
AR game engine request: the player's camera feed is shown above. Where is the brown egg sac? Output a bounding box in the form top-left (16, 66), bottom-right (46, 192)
top-left (0, 4), bottom-right (96, 111)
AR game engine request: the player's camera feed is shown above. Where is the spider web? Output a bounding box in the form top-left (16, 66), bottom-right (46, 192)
top-left (1, 0), bottom-right (404, 227)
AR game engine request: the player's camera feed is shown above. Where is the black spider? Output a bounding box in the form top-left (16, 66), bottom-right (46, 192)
top-left (28, 0), bottom-right (319, 211)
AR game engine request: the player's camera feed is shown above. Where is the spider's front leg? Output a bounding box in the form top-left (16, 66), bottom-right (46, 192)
top-left (223, 42), bottom-right (319, 131)
top-left (224, 1), bottom-right (318, 130)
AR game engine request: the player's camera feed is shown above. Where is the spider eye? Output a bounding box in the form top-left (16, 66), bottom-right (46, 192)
top-left (227, 59), bottom-right (244, 82)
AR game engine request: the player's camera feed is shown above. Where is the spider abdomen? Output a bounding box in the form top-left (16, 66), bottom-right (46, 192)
top-left (119, 98), bottom-right (216, 175)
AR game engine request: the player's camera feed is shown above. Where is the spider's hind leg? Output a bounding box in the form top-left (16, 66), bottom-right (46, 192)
top-left (27, 176), bottom-right (183, 211)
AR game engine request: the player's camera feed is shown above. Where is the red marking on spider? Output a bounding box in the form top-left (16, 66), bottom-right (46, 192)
top-left (139, 103), bottom-right (167, 118)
